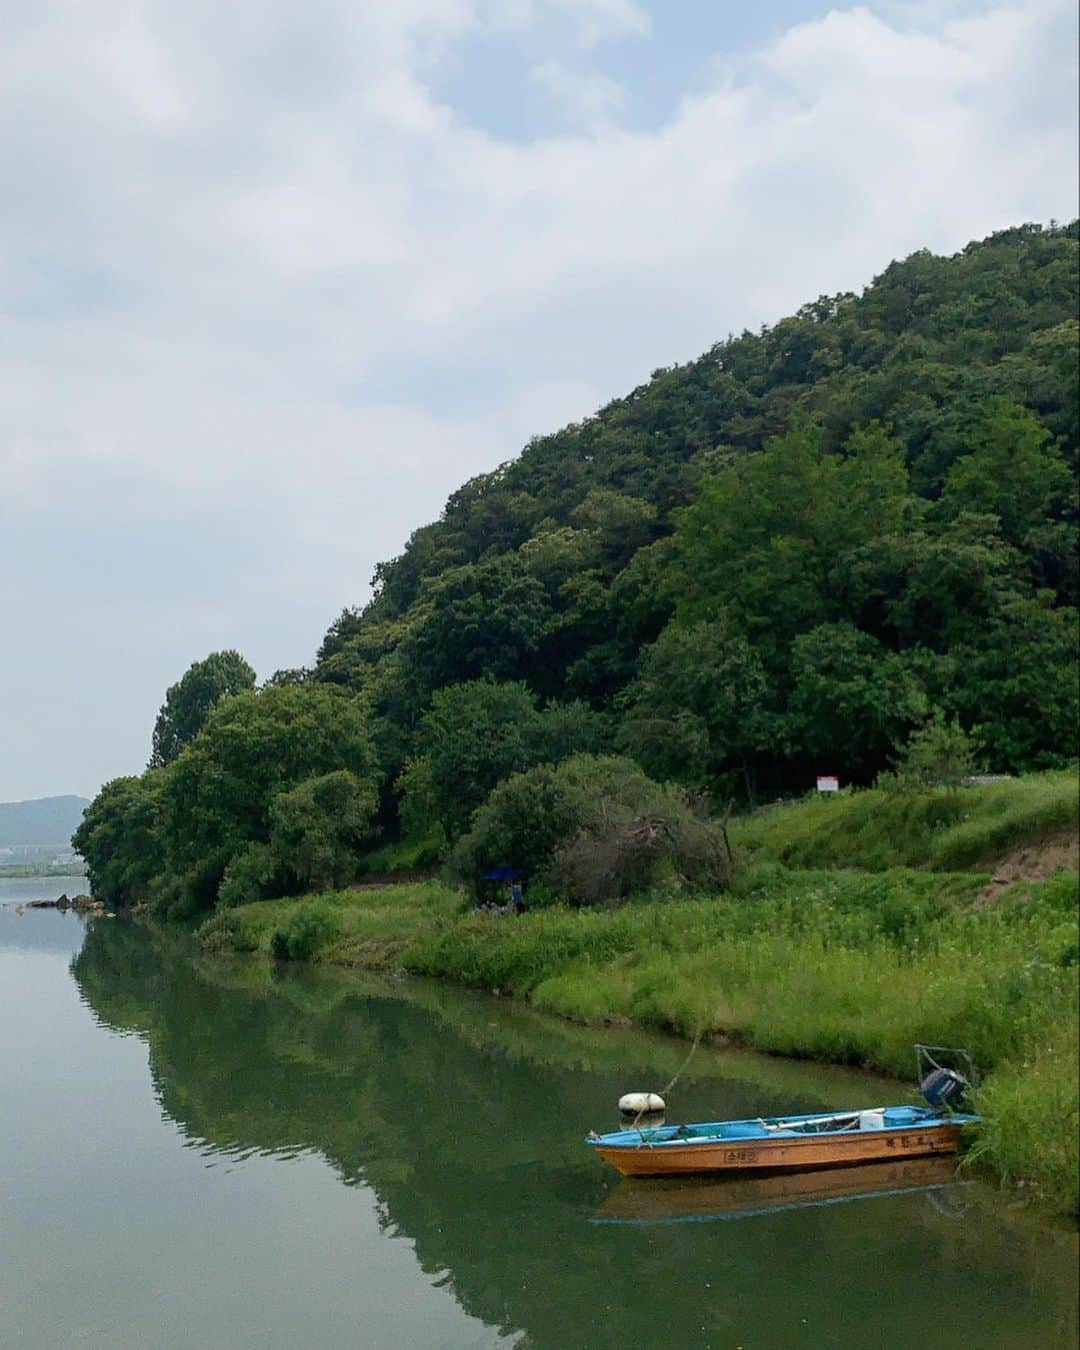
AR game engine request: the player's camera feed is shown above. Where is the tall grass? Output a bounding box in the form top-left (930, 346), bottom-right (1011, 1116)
top-left (198, 880), bottom-right (462, 967)
top-left (971, 1022), bottom-right (1080, 1214)
top-left (730, 769), bottom-right (1078, 872)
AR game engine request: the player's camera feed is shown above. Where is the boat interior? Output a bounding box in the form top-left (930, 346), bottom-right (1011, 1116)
top-left (595, 1104), bottom-right (977, 1148)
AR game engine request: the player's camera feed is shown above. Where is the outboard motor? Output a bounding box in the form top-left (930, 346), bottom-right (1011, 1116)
top-left (920, 1066), bottom-right (967, 1109)
top-left (915, 1043), bottom-right (977, 1111)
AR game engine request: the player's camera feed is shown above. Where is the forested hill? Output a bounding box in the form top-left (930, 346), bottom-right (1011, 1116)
top-left (316, 222), bottom-right (1078, 783)
top-left (75, 222), bottom-right (1079, 916)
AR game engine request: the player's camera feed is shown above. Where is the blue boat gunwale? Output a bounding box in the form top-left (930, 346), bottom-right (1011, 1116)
top-left (587, 1105), bottom-right (980, 1150)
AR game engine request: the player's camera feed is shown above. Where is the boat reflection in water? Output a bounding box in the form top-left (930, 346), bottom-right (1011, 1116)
top-left (594, 1155), bottom-right (967, 1225)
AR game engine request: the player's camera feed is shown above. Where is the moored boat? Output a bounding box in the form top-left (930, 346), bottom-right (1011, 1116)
top-left (587, 1103), bottom-right (978, 1177)
top-left (587, 1044), bottom-right (980, 1178)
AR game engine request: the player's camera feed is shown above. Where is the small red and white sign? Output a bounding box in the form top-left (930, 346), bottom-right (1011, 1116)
top-left (816, 776), bottom-right (840, 793)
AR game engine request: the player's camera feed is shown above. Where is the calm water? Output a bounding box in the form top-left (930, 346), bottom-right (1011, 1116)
top-left (1, 902), bottom-right (1076, 1349)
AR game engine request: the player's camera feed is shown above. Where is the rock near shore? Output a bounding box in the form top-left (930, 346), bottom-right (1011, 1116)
top-left (26, 893), bottom-right (111, 915)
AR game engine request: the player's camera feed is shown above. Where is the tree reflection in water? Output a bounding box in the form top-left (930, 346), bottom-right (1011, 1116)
top-left (72, 920), bottom-right (1079, 1350)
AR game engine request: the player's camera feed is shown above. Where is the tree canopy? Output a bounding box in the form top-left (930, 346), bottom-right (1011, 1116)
top-left (150, 651), bottom-right (257, 767)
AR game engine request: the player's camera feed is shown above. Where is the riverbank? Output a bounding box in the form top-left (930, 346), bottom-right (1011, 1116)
top-left (195, 857), bottom-right (1079, 1216)
top-left (0, 863), bottom-right (88, 879)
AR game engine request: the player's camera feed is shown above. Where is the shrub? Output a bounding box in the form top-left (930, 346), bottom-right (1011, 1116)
top-left (218, 842), bottom-right (277, 909)
top-left (452, 754), bottom-right (731, 906)
top-left (270, 902), bottom-right (342, 962)
top-left (879, 709), bottom-right (978, 796)
top-left (198, 907), bottom-right (261, 954)
top-left (549, 801), bottom-right (728, 906)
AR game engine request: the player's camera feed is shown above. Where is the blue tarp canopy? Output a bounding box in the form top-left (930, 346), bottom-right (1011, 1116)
top-left (481, 866), bottom-right (519, 881)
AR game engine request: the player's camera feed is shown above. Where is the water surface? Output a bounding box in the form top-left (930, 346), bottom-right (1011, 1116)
top-left (1, 905), bottom-right (1075, 1349)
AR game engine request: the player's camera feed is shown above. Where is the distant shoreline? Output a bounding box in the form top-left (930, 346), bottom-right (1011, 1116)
top-left (0, 863), bottom-right (87, 880)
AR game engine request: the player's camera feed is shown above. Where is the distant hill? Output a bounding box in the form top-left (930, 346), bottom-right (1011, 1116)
top-left (0, 796), bottom-right (90, 848)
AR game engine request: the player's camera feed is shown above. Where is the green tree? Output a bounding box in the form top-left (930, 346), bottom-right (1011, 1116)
top-left (160, 683), bottom-right (377, 910)
top-left (150, 651), bottom-right (256, 767)
top-left (786, 622), bottom-right (929, 776)
top-left (269, 770), bottom-right (378, 892)
top-left (72, 772), bottom-right (165, 908)
top-left (850, 511), bottom-right (1020, 650)
top-left (668, 422), bottom-right (908, 659)
top-left (941, 399), bottom-right (1070, 549)
top-left (533, 699), bottom-right (608, 763)
top-left (618, 620), bottom-right (772, 798)
top-left (399, 681), bottom-right (606, 842)
top-left (957, 597), bottom-right (1080, 771)
top-left (885, 710), bottom-right (977, 792)
top-left (402, 681), bottom-right (543, 841)
top-left (400, 558), bottom-right (555, 699)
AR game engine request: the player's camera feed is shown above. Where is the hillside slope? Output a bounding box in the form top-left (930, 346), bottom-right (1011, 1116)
top-left (315, 222), bottom-right (1078, 805)
top-left (730, 770), bottom-right (1079, 873)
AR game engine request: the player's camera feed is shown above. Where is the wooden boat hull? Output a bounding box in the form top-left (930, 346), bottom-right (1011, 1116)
top-left (592, 1120), bottom-right (966, 1177)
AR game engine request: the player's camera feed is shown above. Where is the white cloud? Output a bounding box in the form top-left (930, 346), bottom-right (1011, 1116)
top-left (0, 0), bottom-right (1076, 796)
top-left (531, 59), bottom-right (628, 129)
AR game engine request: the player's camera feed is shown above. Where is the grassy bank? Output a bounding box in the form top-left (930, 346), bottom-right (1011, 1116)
top-left (730, 770), bottom-right (1079, 872)
top-left (0, 862), bottom-right (88, 879)
top-left (197, 861), bottom-right (1079, 1214)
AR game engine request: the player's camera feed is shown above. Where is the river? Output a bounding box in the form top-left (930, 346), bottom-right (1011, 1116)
top-left (1, 897), bottom-right (1076, 1349)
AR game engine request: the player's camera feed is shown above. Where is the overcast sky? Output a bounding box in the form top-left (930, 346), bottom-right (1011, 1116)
top-left (1, 0), bottom-right (1076, 802)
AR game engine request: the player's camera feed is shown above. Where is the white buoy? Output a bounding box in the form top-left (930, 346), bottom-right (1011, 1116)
top-left (618, 1091), bottom-right (666, 1115)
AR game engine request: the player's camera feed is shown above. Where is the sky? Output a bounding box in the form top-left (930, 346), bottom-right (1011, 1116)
top-left (1, 0), bottom-right (1076, 802)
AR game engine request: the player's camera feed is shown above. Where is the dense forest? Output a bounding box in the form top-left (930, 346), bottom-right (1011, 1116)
top-left (76, 223), bottom-right (1080, 915)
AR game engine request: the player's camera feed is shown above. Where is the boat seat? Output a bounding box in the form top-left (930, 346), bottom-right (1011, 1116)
top-left (719, 1122), bottom-right (770, 1139)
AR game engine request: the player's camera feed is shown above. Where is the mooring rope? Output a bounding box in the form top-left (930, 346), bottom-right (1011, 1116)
top-left (587, 1030), bottom-right (706, 1147)
top-left (629, 1029), bottom-right (704, 1139)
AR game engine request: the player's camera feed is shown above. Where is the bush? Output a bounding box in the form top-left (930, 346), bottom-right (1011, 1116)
top-left (452, 754), bottom-right (731, 906)
top-left (218, 842), bottom-right (277, 908)
top-left (549, 803), bottom-right (727, 906)
top-left (198, 907), bottom-right (262, 954)
top-left (879, 710), bottom-right (977, 797)
top-left (270, 902), bottom-right (342, 962)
